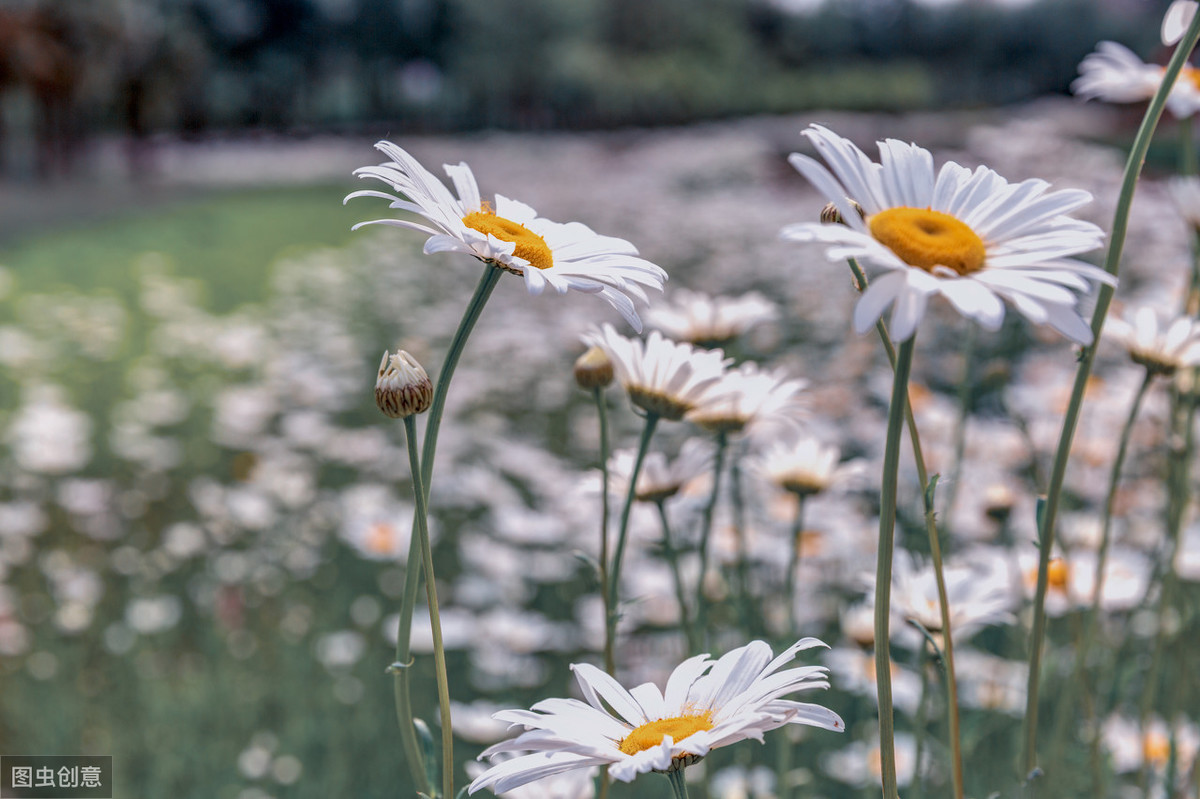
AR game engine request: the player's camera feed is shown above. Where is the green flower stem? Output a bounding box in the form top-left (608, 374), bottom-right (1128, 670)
top-left (847, 257), bottom-right (964, 799)
top-left (911, 640), bottom-right (932, 799)
top-left (594, 387), bottom-right (616, 675)
top-left (606, 412), bottom-right (660, 664)
top-left (1021, 13), bottom-right (1200, 781)
top-left (943, 322), bottom-right (977, 521)
top-left (695, 430), bottom-right (729, 649)
top-left (392, 263), bottom-right (501, 795)
top-left (667, 768), bottom-right (691, 799)
top-left (404, 415), bottom-right (455, 799)
top-left (655, 499), bottom-right (699, 655)
top-left (1182, 115), bottom-right (1196, 177)
top-left (784, 494), bottom-right (808, 638)
top-left (1050, 368), bottom-right (1153, 779)
top-left (730, 447), bottom-right (756, 637)
top-left (393, 580), bottom-right (429, 796)
top-left (874, 334), bottom-right (916, 799)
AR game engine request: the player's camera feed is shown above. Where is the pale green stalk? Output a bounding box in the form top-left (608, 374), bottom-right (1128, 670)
top-left (943, 322), bottom-right (977, 521)
top-left (847, 258), bottom-right (964, 799)
top-left (404, 415), bottom-right (454, 799)
top-left (729, 446), bottom-right (756, 636)
top-left (594, 387), bottom-right (615, 675)
top-left (694, 430), bottom-right (728, 647)
top-left (606, 412), bottom-right (660, 663)
top-left (667, 768), bottom-right (691, 799)
top-left (784, 494), bottom-right (808, 637)
top-left (1021, 13), bottom-right (1200, 780)
top-left (874, 334), bottom-right (916, 799)
top-left (392, 264), bottom-right (501, 795)
top-left (1052, 368), bottom-right (1153, 780)
top-left (655, 499), bottom-right (699, 655)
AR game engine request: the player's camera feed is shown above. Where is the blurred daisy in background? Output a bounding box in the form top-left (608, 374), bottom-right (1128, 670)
top-left (468, 639), bottom-right (843, 793)
top-left (582, 325), bottom-right (730, 420)
top-left (347, 141), bottom-right (667, 330)
top-left (783, 124), bottom-right (1109, 343)
top-left (647, 289), bottom-right (779, 348)
top-left (609, 438), bottom-right (714, 504)
top-left (687, 363), bottom-right (807, 437)
top-left (1072, 42), bottom-right (1200, 118)
top-left (754, 435), bottom-right (864, 500)
top-left (1104, 305), bottom-right (1200, 375)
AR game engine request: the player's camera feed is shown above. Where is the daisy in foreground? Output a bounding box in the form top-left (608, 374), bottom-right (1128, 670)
top-left (782, 125), bottom-right (1110, 343)
top-left (346, 141), bottom-right (667, 331)
top-left (468, 639), bottom-right (843, 795)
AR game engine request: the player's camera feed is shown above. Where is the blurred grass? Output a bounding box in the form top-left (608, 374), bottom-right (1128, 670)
top-left (0, 184), bottom-right (362, 312)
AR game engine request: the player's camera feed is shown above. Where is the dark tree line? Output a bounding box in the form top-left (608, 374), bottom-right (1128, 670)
top-left (0, 0), bottom-right (1169, 176)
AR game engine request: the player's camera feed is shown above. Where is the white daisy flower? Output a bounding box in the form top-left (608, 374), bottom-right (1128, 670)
top-left (1168, 175), bottom-right (1200, 229)
top-left (1164, 0), bottom-right (1198, 45)
top-left (686, 363), bottom-right (807, 436)
top-left (609, 438), bottom-right (714, 504)
top-left (1104, 305), bottom-right (1200, 375)
top-left (467, 638), bottom-right (844, 794)
top-left (885, 550), bottom-right (1016, 646)
top-left (646, 289), bottom-right (779, 347)
top-left (755, 435), bottom-right (863, 498)
top-left (582, 325), bottom-right (731, 420)
top-left (782, 125), bottom-right (1110, 344)
top-left (346, 141), bottom-right (668, 331)
top-left (1072, 41), bottom-right (1200, 118)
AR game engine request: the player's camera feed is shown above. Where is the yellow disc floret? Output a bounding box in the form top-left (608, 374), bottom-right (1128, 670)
top-left (462, 208), bottom-right (554, 271)
top-left (618, 713), bottom-right (714, 756)
top-left (868, 207), bottom-right (986, 276)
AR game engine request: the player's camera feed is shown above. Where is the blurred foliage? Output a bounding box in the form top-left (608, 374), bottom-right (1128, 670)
top-left (0, 0), bottom-right (1172, 150)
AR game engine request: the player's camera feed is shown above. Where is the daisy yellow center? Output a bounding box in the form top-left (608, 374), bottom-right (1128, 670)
top-left (868, 207), bottom-right (986, 276)
top-left (1047, 558), bottom-right (1070, 590)
top-left (618, 713), bottom-right (713, 756)
top-left (462, 209), bottom-right (554, 270)
top-left (1143, 731), bottom-right (1171, 766)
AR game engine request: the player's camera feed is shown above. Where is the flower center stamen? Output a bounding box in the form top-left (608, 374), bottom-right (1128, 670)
top-left (618, 713), bottom-right (714, 756)
top-left (462, 208), bottom-right (554, 271)
top-left (868, 207), bottom-right (986, 276)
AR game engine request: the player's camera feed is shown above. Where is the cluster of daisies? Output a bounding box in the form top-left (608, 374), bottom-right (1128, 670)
top-left (339, 92), bottom-right (1165, 795)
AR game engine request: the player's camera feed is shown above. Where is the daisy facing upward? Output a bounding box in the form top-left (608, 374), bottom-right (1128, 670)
top-left (782, 124), bottom-right (1110, 344)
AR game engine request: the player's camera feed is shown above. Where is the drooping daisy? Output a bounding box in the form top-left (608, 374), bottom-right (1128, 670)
top-left (468, 639), bottom-right (844, 794)
top-left (346, 142), bottom-right (668, 331)
top-left (582, 325), bottom-right (731, 421)
top-left (646, 289), bottom-right (779, 348)
top-left (686, 362), bottom-right (807, 436)
top-left (1072, 41), bottom-right (1200, 118)
top-left (782, 125), bottom-right (1110, 343)
top-left (1104, 305), bottom-right (1200, 376)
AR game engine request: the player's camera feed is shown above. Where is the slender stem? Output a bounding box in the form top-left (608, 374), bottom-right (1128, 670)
top-left (392, 264), bottom-right (501, 795)
top-left (1052, 369), bottom-right (1154, 784)
top-left (1022, 14), bottom-right (1200, 781)
top-left (874, 334), bottom-right (915, 799)
top-left (943, 323), bottom-right (977, 521)
top-left (695, 431), bottom-right (728, 649)
top-left (667, 768), bottom-right (691, 799)
top-left (847, 258), bottom-right (964, 799)
top-left (1181, 115), bottom-right (1196, 177)
top-left (393, 571), bottom-right (429, 796)
top-left (785, 494), bottom-right (808, 637)
top-left (594, 387), bottom-right (615, 675)
top-left (729, 446), bottom-right (755, 636)
top-left (656, 500), bottom-right (699, 655)
top-left (911, 643), bottom-right (931, 799)
top-left (606, 413), bottom-right (660, 663)
top-left (404, 416), bottom-right (454, 799)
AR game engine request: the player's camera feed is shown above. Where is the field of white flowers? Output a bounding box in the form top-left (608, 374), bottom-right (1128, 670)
top-left (1, 91), bottom-right (1199, 799)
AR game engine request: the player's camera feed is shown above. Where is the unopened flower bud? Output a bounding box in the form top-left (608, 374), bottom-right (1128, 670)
top-left (375, 350), bottom-right (433, 418)
top-left (820, 199), bottom-right (865, 225)
top-left (574, 345), bottom-right (614, 389)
